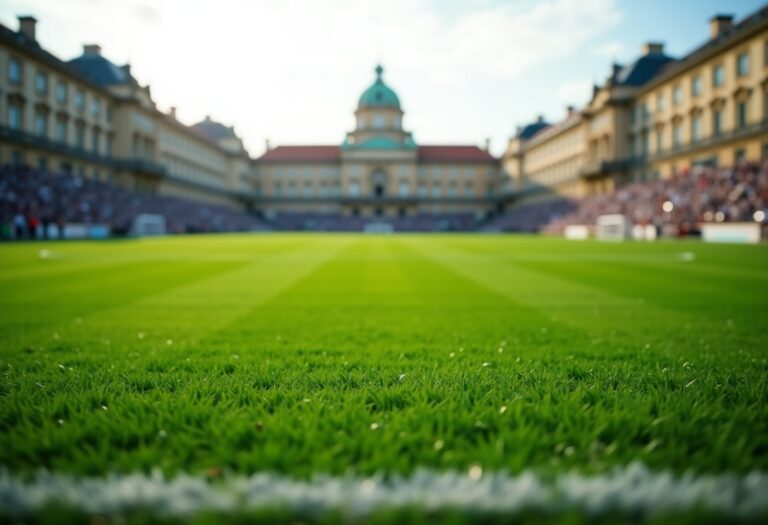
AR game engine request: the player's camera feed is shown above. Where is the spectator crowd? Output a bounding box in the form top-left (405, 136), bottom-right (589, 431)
top-left (1, 165), bottom-right (269, 239)
top-left (3, 162), bottom-right (767, 239)
top-left (544, 162), bottom-right (768, 236)
top-left (482, 162), bottom-right (767, 236)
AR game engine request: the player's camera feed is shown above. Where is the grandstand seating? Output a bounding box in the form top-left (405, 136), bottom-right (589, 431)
top-left (268, 212), bottom-right (478, 232)
top-left (543, 162), bottom-right (767, 236)
top-left (483, 162), bottom-right (767, 235)
top-left (3, 163), bottom-right (766, 238)
top-left (0, 165), bottom-right (270, 238)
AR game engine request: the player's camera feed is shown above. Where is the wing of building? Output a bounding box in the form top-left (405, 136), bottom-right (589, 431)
top-left (0, 17), bottom-right (254, 210)
top-left (503, 6), bottom-right (768, 200)
top-left (254, 65), bottom-right (500, 219)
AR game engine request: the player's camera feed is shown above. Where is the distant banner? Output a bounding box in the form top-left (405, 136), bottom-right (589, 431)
top-left (700, 223), bottom-right (762, 244)
top-left (63, 224), bottom-right (111, 239)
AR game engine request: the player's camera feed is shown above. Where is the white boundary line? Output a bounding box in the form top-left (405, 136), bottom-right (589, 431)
top-left (1, 463), bottom-right (767, 518)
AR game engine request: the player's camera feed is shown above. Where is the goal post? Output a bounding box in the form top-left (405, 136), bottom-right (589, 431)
top-left (132, 214), bottom-right (167, 237)
top-left (596, 214), bottom-right (630, 241)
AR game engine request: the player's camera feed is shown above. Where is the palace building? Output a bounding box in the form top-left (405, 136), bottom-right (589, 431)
top-left (503, 5), bottom-right (768, 200)
top-left (0, 16), bottom-right (254, 210)
top-left (2, 6), bottom-right (766, 227)
top-left (254, 65), bottom-right (500, 219)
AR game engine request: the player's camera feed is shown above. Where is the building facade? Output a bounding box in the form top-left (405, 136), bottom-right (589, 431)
top-left (0, 16), bottom-right (253, 210)
top-left (255, 65), bottom-right (500, 219)
top-left (504, 6), bottom-right (768, 200)
top-left (631, 12), bottom-right (768, 179)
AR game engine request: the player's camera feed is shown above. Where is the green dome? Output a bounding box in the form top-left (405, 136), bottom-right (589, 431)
top-left (358, 65), bottom-right (401, 108)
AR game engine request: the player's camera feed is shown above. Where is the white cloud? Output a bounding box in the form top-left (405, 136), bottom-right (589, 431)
top-left (593, 40), bottom-right (625, 58)
top-left (0, 0), bottom-right (623, 155)
top-left (556, 79), bottom-right (593, 108)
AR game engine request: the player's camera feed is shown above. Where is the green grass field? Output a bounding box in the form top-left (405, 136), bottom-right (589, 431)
top-left (1, 234), bottom-right (767, 523)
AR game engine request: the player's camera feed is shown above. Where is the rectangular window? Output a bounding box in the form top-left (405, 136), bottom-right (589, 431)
top-left (92, 130), bottom-right (100, 153)
top-left (765, 91), bottom-right (768, 121)
top-left (92, 99), bottom-right (101, 118)
top-left (56, 120), bottom-right (67, 142)
top-left (737, 52), bottom-right (749, 77)
top-left (765, 41), bottom-right (768, 66)
top-left (673, 85), bottom-right (682, 106)
top-left (398, 181), bottom-right (409, 197)
top-left (35, 72), bottom-right (48, 95)
top-left (8, 57), bottom-right (21, 84)
top-left (106, 135), bottom-right (114, 157)
top-left (672, 123), bottom-right (681, 147)
top-left (737, 101), bottom-right (747, 128)
top-left (75, 90), bottom-right (85, 111)
top-left (56, 82), bottom-right (68, 103)
top-left (691, 116), bottom-right (701, 142)
top-left (691, 76), bottom-right (701, 97)
top-left (713, 64), bottom-right (724, 87)
top-left (655, 129), bottom-right (663, 151)
top-left (656, 93), bottom-right (664, 112)
top-left (34, 112), bottom-right (47, 137)
top-left (8, 104), bottom-right (22, 129)
top-left (75, 125), bottom-right (85, 148)
top-left (713, 110), bottom-right (722, 135)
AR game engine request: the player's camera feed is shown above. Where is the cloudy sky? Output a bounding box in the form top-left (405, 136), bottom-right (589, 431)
top-left (0, 0), bottom-right (762, 156)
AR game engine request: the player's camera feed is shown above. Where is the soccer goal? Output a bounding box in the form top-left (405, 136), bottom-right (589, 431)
top-left (596, 214), bottom-right (630, 241)
top-left (132, 214), bottom-right (167, 237)
top-left (364, 221), bottom-right (395, 233)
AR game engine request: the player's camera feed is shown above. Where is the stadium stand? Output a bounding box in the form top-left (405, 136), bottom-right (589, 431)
top-left (268, 212), bottom-right (478, 232)
top-left (481, 162), bottom-right (768, 235)
top-left (3, 163), bottom-right (766, 238)
top-left (0, 166), bottom-right (270, 239)
top-left (544, 162), bottom-right (768, 236)
top-left (479, 199), bottom-right (576, 233)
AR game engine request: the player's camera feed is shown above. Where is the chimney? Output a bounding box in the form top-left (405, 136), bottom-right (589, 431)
top-left (536, 115), bottom-right (544, 123)
top-left (642, 42), bottom-right (664, 55)
top-left (265, 138), bottom-right (271, 151)
top-left (169, 106), bottom-right (177, 119)
top-left (18, 16), bottom-right (37, 41)
top-left (484, 137), bottom-right (491, 151)
top-left (121, 64), bottom-right (131, 75)
top-left (566, 105), bottom-right (575, 117)
top-left (709, 15), bottom-right (733, 40)
top-left (611, 62), bottom-right (622, 79)
top-left (83, 44), bottom-right (102, 56)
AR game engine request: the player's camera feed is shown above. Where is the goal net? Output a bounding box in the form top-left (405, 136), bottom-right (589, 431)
top-left (596, 214), bottom-right (630, 241)
top-left (132, 214), bottom-right (167, 237)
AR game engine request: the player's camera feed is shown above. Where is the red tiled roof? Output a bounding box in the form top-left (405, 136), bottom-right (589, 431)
top-left (257, 144), bottom-right (496, 163)
top-left (417, 145), bottom-right (496, 163)
top-left (259, 146), bottom-right (340, 162)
